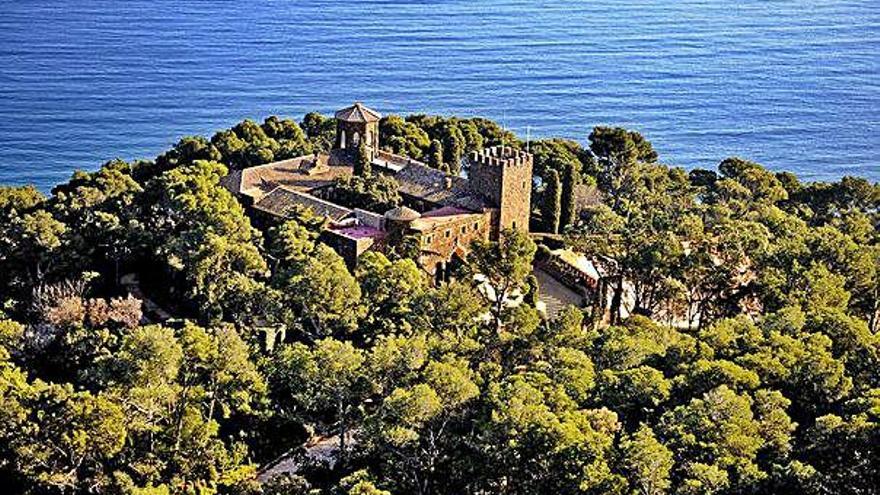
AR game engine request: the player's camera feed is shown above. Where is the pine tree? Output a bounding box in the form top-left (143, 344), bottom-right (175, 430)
top-left (620, 425), bottom-right (673, 495)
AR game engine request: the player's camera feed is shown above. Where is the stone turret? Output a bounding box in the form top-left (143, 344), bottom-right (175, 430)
top-left (467, 146), bottom-right (533, 238)
top-left (334, 103), bottom-right (381, 158)
top-left (383, 205), bottom-right (420, 235)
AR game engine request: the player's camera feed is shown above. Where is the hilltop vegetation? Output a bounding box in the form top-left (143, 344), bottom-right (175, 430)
top-left (0, 111), bottom-right (878, 495)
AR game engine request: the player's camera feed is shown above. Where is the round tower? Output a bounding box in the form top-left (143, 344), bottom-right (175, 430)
top-left (383, 205), bottom-right (421, 236)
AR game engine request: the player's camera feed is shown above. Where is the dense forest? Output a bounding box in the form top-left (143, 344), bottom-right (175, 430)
top-left (0, 110), bottom-right (878, 495)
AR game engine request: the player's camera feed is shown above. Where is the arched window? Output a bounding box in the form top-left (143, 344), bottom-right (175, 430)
top-left (352, 132), bottom-right (361, 147)
top-left (340, 130), bottom-right (347, 149)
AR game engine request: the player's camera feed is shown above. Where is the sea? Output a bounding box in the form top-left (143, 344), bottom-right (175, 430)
top-left (1, 0), bottom-right (878, 189)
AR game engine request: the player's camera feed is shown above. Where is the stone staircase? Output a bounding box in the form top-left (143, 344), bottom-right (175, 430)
top-left (533, 267), bottom-right (584, 317)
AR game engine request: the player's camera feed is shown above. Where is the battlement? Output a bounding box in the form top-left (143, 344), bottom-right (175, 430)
top-left (469, 146), bottom-right (533, 168)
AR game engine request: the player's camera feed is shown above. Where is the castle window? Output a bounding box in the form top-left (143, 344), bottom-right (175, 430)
top-left (424, 235), bottom-right (432, 245)
top-left (445, 229), bottom-right (451, 238)
top-left (473, 222), bottom-right (479, 231)
top-left (460, 226), bottom-right (466, 234)
top-left (512, 221), bottom-right (517, 229)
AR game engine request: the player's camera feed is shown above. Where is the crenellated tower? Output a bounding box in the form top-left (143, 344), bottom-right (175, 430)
top-left (467, 145), bottom-right (533, 239)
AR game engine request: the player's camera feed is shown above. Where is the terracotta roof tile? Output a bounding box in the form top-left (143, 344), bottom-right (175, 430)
top-left (394, 162), bottom-right (490, 211)
top-left (410, 206), bottom-right (484, 231)
top-left (384, 205), bottom-right (421, 221)
top-left (253, 187), bottom-right (352, 221)
top-left (235, 154), bottom-right (352, 200)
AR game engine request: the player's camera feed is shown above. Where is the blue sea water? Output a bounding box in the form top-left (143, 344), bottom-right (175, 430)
top-left (0, 0), bottom-right (878, 189)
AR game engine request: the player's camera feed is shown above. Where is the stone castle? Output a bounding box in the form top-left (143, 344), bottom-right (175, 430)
top-left (224, 102), bottom-right (533, 282)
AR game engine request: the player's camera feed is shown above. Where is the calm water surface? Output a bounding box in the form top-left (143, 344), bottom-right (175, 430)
top-left (1, 0), bottom-right (878, 188)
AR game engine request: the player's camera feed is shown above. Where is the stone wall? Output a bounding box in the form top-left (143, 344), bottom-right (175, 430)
top-left (414, 212), bottom-right (491, 279)
top-left (320, 230), bottom-right (379, 271)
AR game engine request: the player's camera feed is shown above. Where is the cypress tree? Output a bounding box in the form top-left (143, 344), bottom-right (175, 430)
top-left (560, 162), bottom-right (578, 230)
top-left (354, 141), bottom-right (372, 176)
top-left (428, 139), bottom-right (444, 170)
top-left (541, 170), bottom-right (562, 234)
top-left (443, 126), bottom-right (465, 175)
top-left (524, 274), bottom-right (540, 306)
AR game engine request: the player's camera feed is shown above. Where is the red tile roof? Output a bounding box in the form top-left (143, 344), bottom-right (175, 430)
top-left (230, 154), bottom-right (352, 200)
top-left (334, 102), bottom-right (382, 123)
top-left (253, 187), bottom-right (352, 221)
top-left (331, 224), bottom-right (387, 241)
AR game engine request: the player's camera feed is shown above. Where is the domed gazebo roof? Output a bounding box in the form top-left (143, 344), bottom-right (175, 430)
top-left (384, 205), bottom-right (421, 222)
top-left (335, 102), bottom-right (382, 123)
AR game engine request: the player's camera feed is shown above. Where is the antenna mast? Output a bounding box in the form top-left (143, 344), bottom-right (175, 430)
top-left (500, 111), bottom-right (507, 148)
top-left (526, 125), bottom-right (531, 154)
